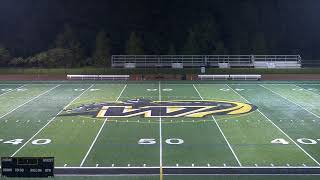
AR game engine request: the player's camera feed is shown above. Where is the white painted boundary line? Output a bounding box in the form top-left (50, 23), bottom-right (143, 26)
top-left (80, 84), bottom-right (127, 167)
top-left (226, 84), bottom-right (320, 166)
top-left (193, 84), bottom-right (242, 166)
top-left (0, 84), bottom-right (26, 97)
top-left (159, 82), bottom-right (163, 168)
top-left (1, 83), bottom-right (320, 86)
top-left (0, 84), bottom-right (61, 121)
top-left (11, 84), bottom-right (94, 157)
top-left (165, 174), bottom-right (320, 176)
top-left (55, 175), bottom-right (160, 177)
top-left (260, 85), bottom-right (320, 120)
top-left (163, 84), bottom-right (320, 86)
top-left (54, 174), bottom-right (320, 177)
top-left (55, 166), bottom-right (320, 169)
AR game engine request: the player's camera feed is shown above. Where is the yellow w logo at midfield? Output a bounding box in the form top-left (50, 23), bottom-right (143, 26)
top-left (95, 99), bottom-right (257, 118)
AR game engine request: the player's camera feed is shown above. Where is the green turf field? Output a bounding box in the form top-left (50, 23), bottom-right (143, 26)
top-left (1, 81), bottom-right (320, 179)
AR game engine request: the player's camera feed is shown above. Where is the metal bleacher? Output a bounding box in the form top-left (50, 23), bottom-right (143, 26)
top-left (112, 55), bottom-right (302, 69)
top-left (67, 75), bottom-right (130, 80)
top-left (198, 74), bottom-right (261, 81)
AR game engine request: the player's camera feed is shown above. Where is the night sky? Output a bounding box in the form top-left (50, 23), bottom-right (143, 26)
top-left (1, 0), bottom-right (320, 59)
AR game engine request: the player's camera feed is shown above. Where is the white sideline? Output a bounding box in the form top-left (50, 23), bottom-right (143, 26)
top-left (80, 84), bottom-right (127, 167)
top-left (0, 84), bottom-right (61, 121)
top-left (260, 85), bottom-right (320, 120)
top-left (54, 166), bottom-right (320, 169)
top-left (1, 83), bottom-right (320, 86)
top-left (226, 84), bottom-right (320, 166)
top-left (193, 84), bottom-right (242, 166)
top-left (159, 82), bottom-right (163, 168)
top-left (11, 84), bottom-right (94, 157)
top-left (0, 84), bottom-right (26, 97)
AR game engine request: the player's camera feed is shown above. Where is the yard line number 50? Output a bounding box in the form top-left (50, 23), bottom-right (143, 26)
top-left (138, 138), bottom-right (184, 145)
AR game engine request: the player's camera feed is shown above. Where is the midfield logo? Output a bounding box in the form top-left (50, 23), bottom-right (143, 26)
top-left (63, 99), bottom-right (257, 118)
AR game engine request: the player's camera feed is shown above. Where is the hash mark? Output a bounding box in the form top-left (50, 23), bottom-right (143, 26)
top-left (128, 164), bottom-right (130, 167)
top-left (223, 163), bottom-right (226, 167)
top-left (207, 164), bottom-right (210, 167)
top-left (303, 164), bottom-right (307, 167)
top-left (192, 163), bottom-right (194, 167)
top-left (270, 163), bottom-right (274, 167)
top-left (96, 164), bottom-right (99, 167)
top-left (16, 120), bottom-right (19, 122)
top-left (111, 164), bottom-right (114, 167)
top-left (143, 164), bottom-right (146, 167)
top-left (287, 164), bottom-right (290, 167)
top-left (254, 164), bottom-right (258, 167)
top-left (176, 164), bottom-right (179, 167)
top-left (64, 164), bottom-right (67, 167)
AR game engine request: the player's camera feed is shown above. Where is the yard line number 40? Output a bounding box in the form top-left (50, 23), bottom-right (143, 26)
top-left (0, 139), bottom-right (51, 145)
top-left (272, 138), bottom-right (320, 145)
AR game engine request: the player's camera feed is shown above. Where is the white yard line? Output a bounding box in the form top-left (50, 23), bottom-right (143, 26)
top-left (159, 82), bottom-right (163, 168)
top-left (80, 84), bottom-right (127, 167)
top-left (0, 84), bottom-right (26, 97)
top-left (193, 84), bottom-right (242, 166)
top-left (226, 84), bottom-right (320, 166)
top-left (260, 85), bottom-right (320, 120)
top-left (11, 84), bottom-right (94, 157)
top-left (0, 84), bottom-right (61, 121)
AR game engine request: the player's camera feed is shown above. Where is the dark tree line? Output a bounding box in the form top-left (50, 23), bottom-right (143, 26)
top-left (1, 0), bottom-right (320, 67)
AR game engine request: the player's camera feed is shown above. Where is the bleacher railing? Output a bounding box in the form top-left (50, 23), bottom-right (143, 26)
top-left (112, 55), bottom-right (301, 68)
top-left (67, 75), bottom-right (130, 80)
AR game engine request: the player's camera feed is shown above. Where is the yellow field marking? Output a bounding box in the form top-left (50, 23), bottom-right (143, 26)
top-left (160, 166), bottom-right (163, 180)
